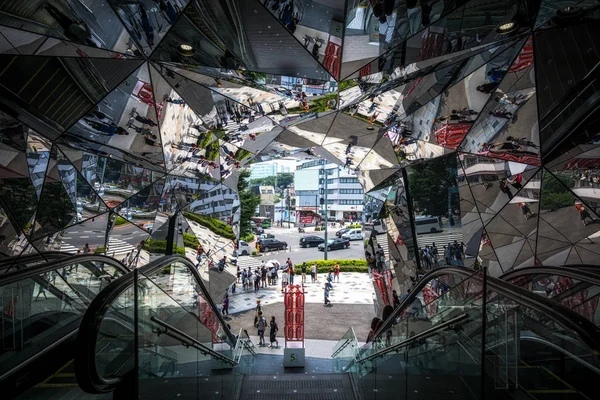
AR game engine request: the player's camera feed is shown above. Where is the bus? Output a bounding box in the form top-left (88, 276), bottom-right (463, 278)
top-left (251, 217), bottom-right (272, 228)
top-left (415, 216), bottom-right (443, 234)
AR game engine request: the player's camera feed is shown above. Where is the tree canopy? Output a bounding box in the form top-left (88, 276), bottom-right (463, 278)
top-left (238, 169), bottom-right (261, 239)
top-left (250, 172), bottom-right (294, 189)
top-left (407, 155), bottom-right (458, 218)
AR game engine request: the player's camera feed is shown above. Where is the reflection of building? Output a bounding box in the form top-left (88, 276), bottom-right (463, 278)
top-left (57, 160), bottom-right (77, 207)
top-left (294, 160), bottom-right (363, 222)
top-left (189, 185), bottom-right (237, 222)
top-left (27, 152), bottom-right (49, 198)
top-left (249, 162), bottom-right (291, 180)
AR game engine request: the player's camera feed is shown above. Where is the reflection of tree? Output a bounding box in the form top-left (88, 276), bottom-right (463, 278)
top-left (0, 178), bottom-right (38, 233)
top-left (205, 140), bottom-right (220, 160)
top-left (541, 172), bottom-right (575, 211)
top-left (251, 172), bottom-right (294, 189)
top-left (238, 169), bottom-right (260, 239)
top-left (408, 155), bottom-right (458, 218)
top-left (36, 182), bottom-right (76, 232)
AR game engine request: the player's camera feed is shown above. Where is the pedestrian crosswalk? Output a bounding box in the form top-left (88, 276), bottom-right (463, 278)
top-left (415, 232), bottom-right (464, 251)
top-left (59, 237), bottom-right (137, 256)
top-left (237, 248), bottom-right (294, 269)
top-left (370, 231), bottom-right (464, 258)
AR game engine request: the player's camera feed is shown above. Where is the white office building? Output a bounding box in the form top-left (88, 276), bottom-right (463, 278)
top-left (294, 160), bottom-right (363, 223)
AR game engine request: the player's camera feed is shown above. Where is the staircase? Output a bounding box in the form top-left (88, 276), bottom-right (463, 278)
top-left (238, 373), bottom-right (355, 400)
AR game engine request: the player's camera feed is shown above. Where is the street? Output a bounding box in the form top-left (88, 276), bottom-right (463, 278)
top-left (237, 225), bottom-right (365, 269)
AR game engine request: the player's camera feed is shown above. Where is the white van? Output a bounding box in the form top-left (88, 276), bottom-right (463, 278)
top-left (342, 229), bottom-right (363, 241)
top-left (415, 216), bottom-right (443, 234)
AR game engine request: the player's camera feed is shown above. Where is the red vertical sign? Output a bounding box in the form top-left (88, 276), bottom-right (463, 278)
top-left (284, 284), bottom-right (305, 347)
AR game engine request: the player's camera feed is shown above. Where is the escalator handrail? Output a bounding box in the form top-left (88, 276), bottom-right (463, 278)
top-left (500, 266), bottom-right (600, 287)
top-left (75, 254), bottom-right (237, 394)
top-left (357, 313), bottom-right (469, 363)
top-left (0, 254), bottom-right (129, 286)
top-left (0, 251), bottom-right (69, 269)
top-left (370, 267), bottom-right (600, 356)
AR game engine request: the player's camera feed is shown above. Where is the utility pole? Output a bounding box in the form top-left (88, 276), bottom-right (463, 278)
top-left (323, 163), bottom-right (328, 261)
top-left (287, 187), bottom-right (291, 229)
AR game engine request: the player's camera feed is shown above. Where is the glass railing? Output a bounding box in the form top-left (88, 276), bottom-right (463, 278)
top-left (75, 255), bottom-right (239, 397)
top-left (232, 327), bottom-right (257, 398)
top-left (501, 266), bottom-right (600, 327)
top-left (341, 268), bottom-right (600, 399)
top-left (136, 269), bottom-right (237, 399)
top-left (331, 327), bottom-right (359, 373)
top-left (0, 255), bottom-right (128, 381)
top-left (0, 251), bottom-right (68, 274)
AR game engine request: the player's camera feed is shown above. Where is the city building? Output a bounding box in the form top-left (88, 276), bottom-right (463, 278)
top-left (249, 161), bottom-right (292, 180)
top-left (294, 160), bottom-right (363, 223)
top-left (1, 2), bottom-right (600, 400)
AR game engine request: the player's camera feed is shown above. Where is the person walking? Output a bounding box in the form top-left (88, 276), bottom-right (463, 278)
top-left (254, 300), bottom-right (262, 327)
top-left (301, 262), bottom-right (307, 283)
top-left (222, 294), bottom-right (229, 316)
top-left (324, 285), bottom-right (331, 306)
top-left (310, 263), bottom-right (317, 283)
top-left (268, 316), bottom-right (279, 348)
top-left (82, 243), bottom-right (90, 254)
top-left (288, 265), bottom-right (295, 285)
top-left (333, 262), bottom-right (340, 282)
top-left (256, 311), bottom-right (267, 346)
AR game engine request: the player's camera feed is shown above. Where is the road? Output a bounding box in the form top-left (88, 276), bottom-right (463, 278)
top-left (57, 214), bottom-right (148, 256)
top-left (237, 226), bottom-right (365, 269)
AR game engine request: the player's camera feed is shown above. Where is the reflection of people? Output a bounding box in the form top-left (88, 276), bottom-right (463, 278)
top-left (43, 3), bottom-right (96, 46)
top-left (499, 178), bottom-right (513, 199)
top-left (489, 110), bottom-right (513, 119)
top-left (519, 203), bottom-right (533, 220)
top-left (476, 82), bottom-right (499, 94)
top-left (506, 136), bottom-right (539, 149)
top-left (575, 203), bottom-right (596, 226)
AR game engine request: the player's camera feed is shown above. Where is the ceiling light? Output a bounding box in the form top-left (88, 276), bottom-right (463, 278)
top-left (178, 44), bottom-right (194, 56)
top-left (496, 21), bottom-right (519, 34)
top-left (556, 6), bottom-right (584, 19)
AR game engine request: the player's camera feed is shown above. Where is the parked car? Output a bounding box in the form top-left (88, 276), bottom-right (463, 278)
top-left (342, 229), bottom-right (363, 241)
top-left (234, 240), bottom-right (252, 256)
top-left (253, 226), bottom-right (264, 235)
top-left (335, 228), bottom-right (350, 238)
top-left (299, 235), bottom-right (325, 248)
top-left (259, 233), bottom-right (276, 239)
top-left (318, 238), bottom-right (350, 251)
top-left (257, 238), bottom-right (288, 252)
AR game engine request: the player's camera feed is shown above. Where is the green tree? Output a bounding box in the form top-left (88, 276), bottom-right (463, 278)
top-left (407, 155), bottom-right (458, 218)
top-left (540, 171), bottom-right (576, 211)
top-left (250, 172), bottom-right (294, 189)
top-left (238, 169), bottom-right (260, 239)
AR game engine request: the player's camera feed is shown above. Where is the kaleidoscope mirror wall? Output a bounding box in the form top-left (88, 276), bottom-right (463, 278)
top-left (0, 0), bottom-right (599, 286)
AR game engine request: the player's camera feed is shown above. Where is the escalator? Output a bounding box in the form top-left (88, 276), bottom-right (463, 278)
top-left (501, 266), bottom-right (600, 327)
top-left (0, 254), bottom-right (129, 397)
top-left (0, 251), bottom-right (69, 275)
top-left (74, 255), bottom-right (253, 399)
top-left (338, 268), bottom-right (600, 399)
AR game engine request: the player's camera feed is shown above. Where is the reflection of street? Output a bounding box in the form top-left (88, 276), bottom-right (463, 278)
top-left (55, 214), bottom-right (147, 257)
top-left (415, 224), bottom-right (464, 251)
top-left (236, 227), bottom-right (365, 269)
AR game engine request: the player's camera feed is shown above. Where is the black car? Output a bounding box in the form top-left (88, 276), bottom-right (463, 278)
top-left (257, 238), bottom-right (288, 252)
top-left (318, 238), bottom-right (350, 251)
top-left (336, 228), bottom-right (350, 238)
top-left (299, 235), bottom-right (324, 248)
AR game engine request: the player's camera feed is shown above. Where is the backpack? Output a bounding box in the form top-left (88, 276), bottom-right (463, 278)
top-left (257, 317), bottom-right (266, 330)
